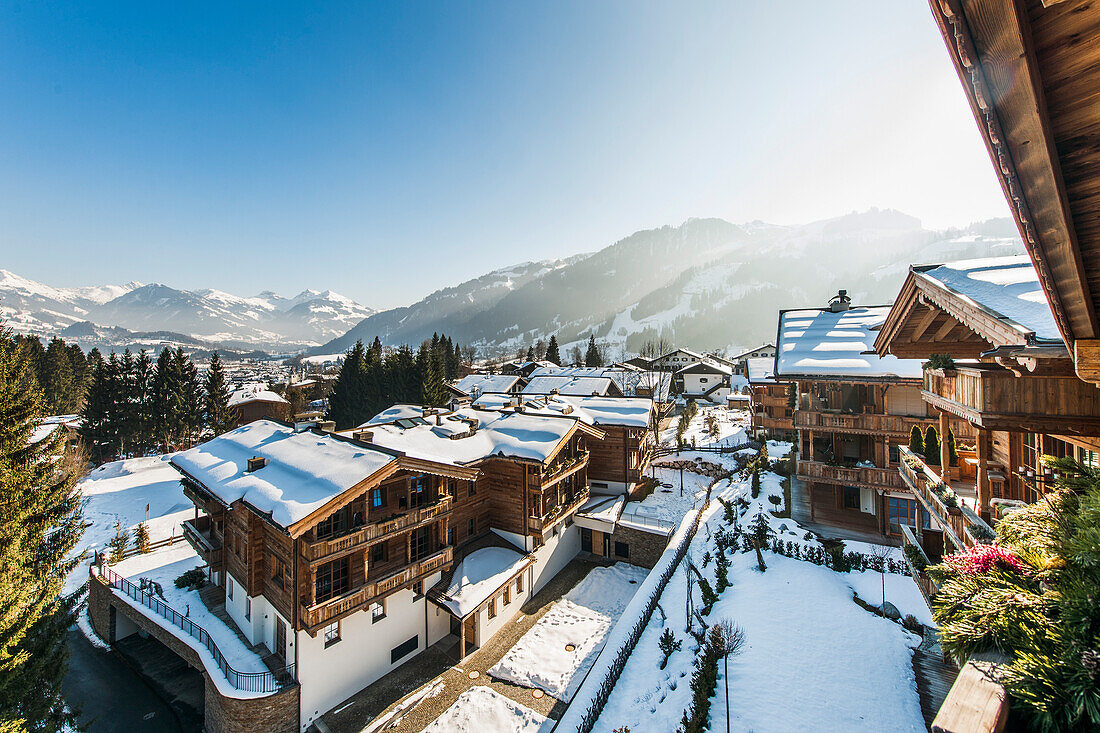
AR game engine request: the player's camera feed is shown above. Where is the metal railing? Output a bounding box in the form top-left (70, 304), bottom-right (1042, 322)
top-left (616, 511), bottom-right (675, 532)
top-left (95, 563), bottom-right (294, 694)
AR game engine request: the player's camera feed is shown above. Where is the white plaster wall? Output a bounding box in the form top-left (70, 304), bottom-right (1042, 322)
top-left (530, 522), bottom-right (580, 593)
top-left (296, 572), bottom-right (442, 732)
top-left (222, 572), bottom-right (254, 644)
top-left (474, 568), bottom-right (531, 646)
top-left (490, 527), bottom-right (528, 552)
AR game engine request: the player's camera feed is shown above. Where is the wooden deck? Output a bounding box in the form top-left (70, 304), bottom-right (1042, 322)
top-left (913, 629), bottom-right (959, 731)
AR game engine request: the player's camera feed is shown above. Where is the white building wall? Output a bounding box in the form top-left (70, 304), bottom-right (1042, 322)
top-left (296, 572), bottom-right (443, 732)
top-left (473, 569), bottom-right (531, 646)
top-left (223, 572), bottom-right (255, 644)
top-left (530, 522), bottom-right (580, 593)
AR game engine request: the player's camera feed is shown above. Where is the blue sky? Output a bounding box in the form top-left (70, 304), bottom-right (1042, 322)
top-left (0, 1), bottom-right (1009, 308)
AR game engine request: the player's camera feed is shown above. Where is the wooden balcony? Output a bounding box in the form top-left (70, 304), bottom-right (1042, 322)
top-left (182, 517), bottom-right (223, 567)
top-left (528, 489), bottom-right (590, 534)
top-left (536, 452), bottom-right (589, 490)
top-left (793, 409), bottom-right (932, 437)
top-left (923, 365), bottom-right (1100, 435)
top-left (301, 545), bottom-right (453, 633)
top-left (899, 524), bottom-right (939, 612)
top-left (897, 447), bottom-right (996, 553)
top-left (302, 496), bottom-right (453, 563)
top-left (755, 415), bottom-right (794, 431)
top-left (796, 459), bottom-right (906, 491)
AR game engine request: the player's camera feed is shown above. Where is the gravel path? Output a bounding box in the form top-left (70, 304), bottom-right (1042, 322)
top-left (323, 558), bottom-right (604, 733)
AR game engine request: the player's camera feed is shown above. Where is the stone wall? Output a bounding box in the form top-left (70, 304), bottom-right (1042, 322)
top-left (87, 570), bottom-right (300, 733)
top-left (609, 525), bottom-right (670, 569)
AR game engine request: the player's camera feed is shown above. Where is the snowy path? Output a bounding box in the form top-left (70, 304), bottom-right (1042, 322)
top-left (422, 687), bottom-right (548, 733)
top-left (488, 563), bottom-right (648, 701)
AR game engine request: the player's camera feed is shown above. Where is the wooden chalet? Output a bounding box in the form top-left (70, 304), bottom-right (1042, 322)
top-left (745, 357), bottom-right (795, 440)
top-left (229, 387), bottom-right (292, 427)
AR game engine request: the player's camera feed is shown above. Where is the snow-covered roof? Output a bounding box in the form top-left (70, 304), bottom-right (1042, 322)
top-left (731, 344), bottom-right (776, 360)
top-left (171, 420), bottom-right (397, 528)
top-left (360, 404), bottom-right (428, 427)
top-left (434, 546), bottom-right (532, 617)
top-left (522, 376), bottom-right (615, 396)
top-left (776, 306), bottom-right (924, 380)
top-left (451, 374), bottom-right (522, 396)
top-left (472, 394), bottom-right (653, 429)
top-left (676, 361), bottom-right (733, 376)
top-left (366, 407), bottom-right (585, 466)
top-left (228, 387), bottom-right (289, 407)
top-left (745, 357), bottom-right (777, 383)
top-left (576, 494), bottom-right (625, 524)
top-left (915, 255), bottom-right (1061, 344)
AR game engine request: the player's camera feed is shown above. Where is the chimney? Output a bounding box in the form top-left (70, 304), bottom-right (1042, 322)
top-left (435, 413), bottom-right (442, 426)
top-left (353, 429), bottom-right (374, 443)
top-left (247, 456), bottom-right (267, 472)
top-left (294, 420), bottom-right (316, 432)
top-left (550, 388), bottom-right (559, 396)
top-left (318, 420), bottom-right (336, 433)
top-left (829, 289), bottom-right (852, 312)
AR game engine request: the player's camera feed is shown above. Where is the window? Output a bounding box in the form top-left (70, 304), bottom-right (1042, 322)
top-left (447, 527), bottom-right (455, 546)
top-left (488, 598), bottom-right (496, 619)
top-left (245, 597), bottom-right (251, 621)
top-left (413, 580), bottom-right (423, 599)
top-left (468, 481), bottom-right (476, 497)
top-left (323, 621), bottom-right (340, 648)
top-left (370, 486), bottom-right (386, 509)
top-left (447, 479), bottom-right (457, 498)
top-left (615, 541), bottom-right (630, 559)
top-left (371, 600), bottom-right (386, 623)
top-left (316, 507), bottom-right (347, 540)
top-left (888, 445), bottom-right (900, 464)
top-left (888, 496), bottom-right (930, 535)
top-left (315, 557), bottom-right (349, 603)
top-left (503, 587), bottom-right (510, 606)
top-left (842, 487), bottom-right (860, 510)
top-left (227, 576), bottom-right (234, 600)
top-left (467, 518), bottom-right (475, 537)
top-left (410, 474), bottom-right (428, 508)
top-left (271, 555), bottom-right (287, 589)
top-left (372, 542), bottom-right (387, 563)
top-left (390, 635), bottom-right (418, 664)
top-left (516, 575), bottom-right (523, 593)
top-left (700, 377), bottom-right (708, 383)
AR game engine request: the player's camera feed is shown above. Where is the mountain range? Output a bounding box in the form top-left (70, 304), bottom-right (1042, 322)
top-left (2, 209), bottom-right (1025, 359)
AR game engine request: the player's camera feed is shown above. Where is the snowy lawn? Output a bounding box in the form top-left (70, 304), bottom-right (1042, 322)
top-left (422, 687), bottom-right (547, 733)
top-left (625, 466), bottom-right (711, 524)
top-left (488, 563), bottom-right (649, 701)
top-left (593, 475), bottom-right (927, 733)
top-left (107, 543), bottom-right (270, 688)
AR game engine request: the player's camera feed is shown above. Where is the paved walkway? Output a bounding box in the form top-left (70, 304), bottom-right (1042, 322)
top-left (322, 558), bottom-right (603, 733)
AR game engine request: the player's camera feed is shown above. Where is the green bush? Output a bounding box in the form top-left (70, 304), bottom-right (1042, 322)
top-left (174, 568), bottom-right (207, 591)
top-left (908, 425), bottom-right (924, 456)
top-left (903, 544), bottom-right (928, 573)
top-left (926, 353), bottom-right (956, 370)
top-left (924, 425), bottom-right (941, 465)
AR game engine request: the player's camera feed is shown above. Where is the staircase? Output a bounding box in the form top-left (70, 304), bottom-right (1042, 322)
top-left (913, 628), bottom-right (959, 729)
top-left (198, 582), bottom-right (293, 681)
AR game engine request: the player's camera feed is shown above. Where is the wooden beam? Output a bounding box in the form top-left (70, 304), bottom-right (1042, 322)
top-left (932, 651), bottom-right (1009, 733)
top-left (934, 318), bottom-right (960, 342)
top-left (910, 307), bottom-right (941, 342)
top-left (1074, 339), bottom-right (1100, 386)
top-left (940, 410), bottom-right (951, 482)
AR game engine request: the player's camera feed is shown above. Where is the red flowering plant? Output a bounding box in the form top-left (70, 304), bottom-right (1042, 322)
top-left (943, 542), bottom-right (1027, 575)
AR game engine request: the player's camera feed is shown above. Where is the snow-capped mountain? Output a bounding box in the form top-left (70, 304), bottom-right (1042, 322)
top-left (0, 272), bottom-right (374, 350)
top-left (317, 210), bottom-right (1025, 359)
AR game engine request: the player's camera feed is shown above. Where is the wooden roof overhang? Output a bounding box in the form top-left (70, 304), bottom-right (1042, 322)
top-left (928, 0), bottom-right (1100, 380)
top-left (874, 266), bottom-right (1040, 359)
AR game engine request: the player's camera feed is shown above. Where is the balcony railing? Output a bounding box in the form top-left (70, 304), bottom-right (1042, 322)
top-left (794, 410), bottom-right (932, 436)
top-left (529, 489), bottom-right (590, 533)
top-left (899, 524), bottom-right (939, 612)
top-left (302, 495), bottom-right (453, 563)
top-left (538, 451), bottom-right (590, 488)
top-left (182, 517), bottom-right (223, 567)
top-left (95, 562), bottom-right (294, 693)
top-left (898, 446), bottom-right (996, 552)
top-left (302, 545), bottom-right (453, 631)
top-left (796, 459), bottom-right (906, 490)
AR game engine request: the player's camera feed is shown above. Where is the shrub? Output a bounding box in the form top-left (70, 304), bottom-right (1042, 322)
top-left (174, 568), bottom-right (207, 591)
top-left (908, 425), bottom-right (924, 456)
top-left (924, 425), bottom-right (941, 465)
top-left (698, 578), bottom-right (718, 615)
top-left (715, 550), bottom-right (730, 593)
top-left (658, 628), bottom-right (682, 670)
top-left (680, 627), bottom-right (721, 733)
top-left (750, 465), bottom-right (761, 498)
top-left (927, 353), bottom-right (956, 370)
top-left (767, 494), bottom-right (781, 511)
top-left (903, 544), bottom-right (928, 573)
top-left (902, 614), bottom-right (923, 634)
top-left (108, 521), bottom-right (128, 565)
top-left (947, 429), bottom-right (959, 467)
top-left (718, 497), bottom-right (737, 525)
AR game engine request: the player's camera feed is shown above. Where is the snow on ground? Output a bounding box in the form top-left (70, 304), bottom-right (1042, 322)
top-left (422, 687), bottom-right (548, 733)
top-left (69, 455), bottom-right (192, 593)
top-left (488, 563), bottom-right (648, 701)
top-left (105, 542), bottom-right (272, 699)
top-left (593, 472), bottom-right (927, 733)
top-left (626, 466), bottom-right (710, 523)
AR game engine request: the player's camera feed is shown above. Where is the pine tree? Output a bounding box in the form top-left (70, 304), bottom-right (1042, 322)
top-left (78, 354), bottom-right (114, 464)
top-left (751, 463), bottom-right (761, 498)
top-left (326, 341), bottom-right (370, 429)
top-left (924, 425), bottom-right (941, 465)
top-left (419, 343), bottom-right (448, 407)
top-left (175, 348), bottom-right (203, 448)
top-left (133, 522), bottom-right (151, 554)
top-left (116, 349), bottom-right (137, 457)
top-left (947, 429), bottom-right (959, 467)
top-left (526, 345), bottom-right (535, 362)
top-left (42, 338), bottom-right (75, 415)
top-left (204, 352), bottom-right (238, 436)
top-left (0, 325), bottom-right (84, 731)
top-left (108, 520), bottom-right (128, 564)
top-left (908, 424), bottom-right (924, 456)
top-left (584, 334), bottom-right (603, 368)
top-left (545, 335), bottom-right (561, 365)
top-left (131, 350), bottom-right (155, 454)
top-left (102, 352), bottom-right (125, 459)
top-left (150, 348), bottom-right (177, 452)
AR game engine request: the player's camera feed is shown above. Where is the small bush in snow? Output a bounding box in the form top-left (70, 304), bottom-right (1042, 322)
top-left (715, 550), bottom-right (730, 593)
top-left (767, 494), bottom-right (781, 511)
top-left (658, 628), bottom-right (682, 670)
top-left (174, 568), bottom-right (207, 591)
top-left (718, 497), bottom-right (737, 525)
top-left (701, 551), bottom-right (712, 568)
top-left (902, 614), bottom-right (923, 634)
top-left (698, 578), bottom-right (718, 615)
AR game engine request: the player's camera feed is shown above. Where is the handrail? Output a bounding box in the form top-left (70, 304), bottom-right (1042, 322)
top-left (617, 511), bottom-right (675, 532)
top-left (95, 562), bottom-right (293, 694)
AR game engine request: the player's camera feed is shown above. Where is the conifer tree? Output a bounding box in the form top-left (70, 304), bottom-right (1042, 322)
top-left (947, 429), bottom-right (959, 467)
top-left (108, 520), bottom-right (128, 564)
top-left (419, 343), bottom-right (448, 407)
top-left (175, 348), bottom-right (203, 448)
top-left (131, 350), bottom-right (154, 454)
top-left (924, 425), bottom-right (941, 465)
top-left (42, 338), bottom-right (75, 415)
top-left (102, 352), bottom-right (125, 459)
top-left (584, 334), bottom-right (603, 367)
top-left (545, 335), bottom-right (561, 365)
top-left (526, 345), bottom-right (535, 362)
top-left (116, 349), bottom-right (137, 456)
top-left (326, 341), bottom-right (370, 429)
top-left (133, 522), bottom-right (150, 554)
top-left (0, 325), bottom-right (85, 731)
top-left (450, 341), bottom-right (463, 378)
top-left (150, 348), bottom-right (177, 452)
top-left (203, 351), bottom-right (238, 436)
top-left (78, 354), bottom-right (114, 464)
top-left (908, 424), bottom-right (924, 456)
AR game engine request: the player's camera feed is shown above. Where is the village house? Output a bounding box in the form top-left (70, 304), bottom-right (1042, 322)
top-left (229, 386), bottom-right (292, 426)
top-left (745, 357), bottom-right (794, 441)
top-left (446, 373), bottom-right (525, 400)
top-left (776, 291), bottom-right (951, 539)
top-left (676, 360), bottom-right (737, 404)
top-left (729, 343), bottom-right (776, 374)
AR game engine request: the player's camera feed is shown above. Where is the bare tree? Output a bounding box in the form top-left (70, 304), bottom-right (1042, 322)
top-left (709, 620), bottom-right (746, 733)
top-left (867, 543), bottom-right (894, 617)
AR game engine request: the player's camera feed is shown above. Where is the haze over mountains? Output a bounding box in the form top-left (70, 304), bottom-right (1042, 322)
top-left (2, 209), bottom-right (1024, 358)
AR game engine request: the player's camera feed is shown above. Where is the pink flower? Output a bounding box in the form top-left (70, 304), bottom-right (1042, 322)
top-left (944, 543), bottom-right (1026, 575)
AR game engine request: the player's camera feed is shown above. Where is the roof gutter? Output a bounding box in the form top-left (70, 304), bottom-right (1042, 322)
top-left (979, 344), bottom-right (1070, 360)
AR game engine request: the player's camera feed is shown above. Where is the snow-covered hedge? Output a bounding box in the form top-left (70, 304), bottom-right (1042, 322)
top-left (554, 503), bottom-right (706, 733)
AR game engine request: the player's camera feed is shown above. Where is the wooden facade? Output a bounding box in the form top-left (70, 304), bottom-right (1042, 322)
top-left (233, 398), bottom-right (292, 427)
top-left (749, 383), bottom-right (795, 439)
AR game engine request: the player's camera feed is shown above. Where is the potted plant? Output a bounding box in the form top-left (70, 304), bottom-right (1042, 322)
top-left (923, 353), bottom-right (957, 377)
